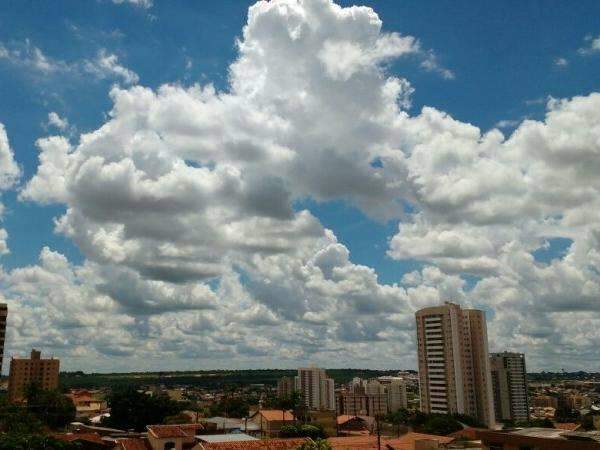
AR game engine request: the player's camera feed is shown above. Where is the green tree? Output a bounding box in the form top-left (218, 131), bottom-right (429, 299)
top-left (385, 408), bottom-right (411, 436)
top-left (297, 438), bottom-right (333, 450)
top-left (422, 415), bottom-right (463, 435)
top-left (208, 396), bottom-right (251, 418)
top-left (516, 418), bottom-right (554, 428)
top-left (280, 424), bottom-right (326, 439)
top-left (24, 384), bottom-right (76, 430)
top-left (104, 386), bottom-right (182, 431)
top-left (0, 433), bottom-right (78, 450)
top-left (277, 391), bottom-right (301, 423)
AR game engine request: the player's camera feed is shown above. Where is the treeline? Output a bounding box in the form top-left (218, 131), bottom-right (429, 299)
top-left (60, 368), bottom-right (406, 389)
top-left (527, 371), bottom-right (600, 381)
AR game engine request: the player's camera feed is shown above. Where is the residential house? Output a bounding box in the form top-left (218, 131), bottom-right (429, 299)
top-left (247, 410), bottom-right (295, 438)
top-left (477, 428), bottom-right (600, 450)
top-left (146, 424), bottom-right (204, 450)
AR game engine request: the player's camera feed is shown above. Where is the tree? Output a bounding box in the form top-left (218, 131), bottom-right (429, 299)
top-left (0, 434), bottom-right (78, 450)
top-left (385, 409), bottom-right (410, 436)
top-left (422, 415), bottom-right (462, 436)
top-left (277, 391), bottom-right (302, 423)
top-left (24, 384), bottom-right (76, 430)
top-left (280, 424), bottom-right (326, 439)
top-left (516, 418), bottom-right (553, 428)
top-left (297, 439), bottom-right (333, 450)
top-left (208, 396), bottom-right (251, 418)
top-left (104, 386), bottom-right (182, 431)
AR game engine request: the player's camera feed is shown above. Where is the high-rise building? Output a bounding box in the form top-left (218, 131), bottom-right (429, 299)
top-left (337, 380), bottom-right (387, 417)
top-left (336, 377), bottom-right (407, 417)
top-left (378, 377), bottom-right (408, 412)
top-left (490, 352), bottom-right (529, 423)
top-left (295, 366), bottom-right (335, 410)
top-left (0, 303), bottom-right (6, 374)
top-left (415, 302), bottom-right (495, 427)
top-left (277, 376), bottom-right (296, 399)
top-left (8, 349), bottom-right (60, 403)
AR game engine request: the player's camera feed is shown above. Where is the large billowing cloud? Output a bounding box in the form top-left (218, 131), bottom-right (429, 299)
top-left (10, 0), bottom-right (600, 370)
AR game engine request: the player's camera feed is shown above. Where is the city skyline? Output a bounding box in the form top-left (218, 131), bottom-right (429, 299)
top-left (0, 0), bottom-right (600, 373)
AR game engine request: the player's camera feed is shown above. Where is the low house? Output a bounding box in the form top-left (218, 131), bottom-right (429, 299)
top-left (328, 435), bottom-right (381, 449)
top-left (247, 410), bottom-right (295, 438)
top-left (327, 432), bottom-right (456, 450)
top-left (146, 424), bottom-right (205, 450)
top-left (67, 389), bottom-right (109, 419)
top-left (200, 416), bottom-right (261, 436)
top-left (385, 432), bottom-right (455, 450)
top-left (196, 438), bottom-right (311, 449)
top-left (477, 428), bottom-right (600, 450)
top-left (53, 432), bottom-right (113, 449)
top-left (336, 415), bottom-right (375, 435)
top-left (114, 438), bottom-right (152, 450)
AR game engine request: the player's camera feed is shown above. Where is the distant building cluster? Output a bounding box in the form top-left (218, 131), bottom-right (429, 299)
top-left (337, 376), bottom-right (407, 417)
top-left (2, 298), bottom-right (600, 450)
top-left (277, 366), bottom-right (335, 410)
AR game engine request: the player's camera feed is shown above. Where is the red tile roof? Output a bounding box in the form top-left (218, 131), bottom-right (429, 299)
top-left (385, 432), bottom-right (455, 450)
top-left (449, 427), bottom-right (484, 440)
top-left (116, 438), bottom-right (152, 450)
top-left (254, 410), bottom-right (295, 422)
top-left (147, 423), bottom-right (204, 438)
top-left (555, 423), bottom-right (582, 431)
top-left (337, 415), bottom-right (373, 426)
top-left (327, 435), bottom-right (381, 449)
top-left (53, 432), bottom-right (109, 445)
top-left (199, 438), bottom-right (310, 449)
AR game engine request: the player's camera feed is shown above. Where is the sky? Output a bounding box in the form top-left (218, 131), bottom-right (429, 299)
top-left (0, 0), bottom-right (599, 374)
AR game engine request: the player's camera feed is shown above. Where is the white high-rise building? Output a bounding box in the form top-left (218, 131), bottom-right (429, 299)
top-left (415, 302), bottom-right (495, 428)
top-left (295, 366), bottom-right (335, 411)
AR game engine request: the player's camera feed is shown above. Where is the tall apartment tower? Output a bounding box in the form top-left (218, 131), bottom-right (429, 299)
top-left (0, 303), bottom-right (7, 373)
top-left (277, 376), bottom-right (296, 399)
top-left (8, 349), bottom-right (60, 403)
top-left (490, 352), bottom-right (529, 423)
top-left (415, 302), bottom-right (495, 428)
top-left (295, 367), bottom-right (335, 410)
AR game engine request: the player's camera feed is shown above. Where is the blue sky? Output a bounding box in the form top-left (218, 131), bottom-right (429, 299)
top-left (3, 0), bottom-right (599, 278)
top-left (1, 0), bottom-right (600, 371)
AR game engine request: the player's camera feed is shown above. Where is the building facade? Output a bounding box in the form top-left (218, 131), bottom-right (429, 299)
top-left (295, 367), bottom-right (335, 410)
top-left (0, 303), bottom-right (6, 374)
top-left (336, 377), bottom-right (407, 417)
top-left (490, 352), bottom-right (529, 423)
top-left (377, 376), bottom-right (408, 412)
top-left (8, 349), bottom-right (60, 402)
top-left (277, 376), bottom-right (296, 399)
top-left (415, 302), bottom-right (495, 427)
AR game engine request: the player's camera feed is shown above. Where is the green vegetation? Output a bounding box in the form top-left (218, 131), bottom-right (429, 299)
top-left (515, 417), bottom-right (554, 428)
top-left (297, 439), bottom-right (333, 450)
top-left (24, 384), bottom-right (76, 430)
top-left (103, 386), bottom-right (183, 431)
top-left (0, 434), bottom-right (78, 450)
top-left (208, 396), bottom-right (253, 418)
top-left (60, 368), bottom-right (405, 390)
top-left (0, 387), bottom-right (78, 449)
top-left (280, 423), bottom-right (327, 440)
top-left (383, 408), bottom-right (480, 436)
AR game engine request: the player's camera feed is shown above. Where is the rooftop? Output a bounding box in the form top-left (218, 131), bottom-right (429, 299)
top-left (251, 410), bottom-right (295, 422)
top-left (147, 423), bottom-right (204, 439)
top-left (197, 434), bottom-right (259, 443)
top-left (198, 437), bottom-right (310, 449)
